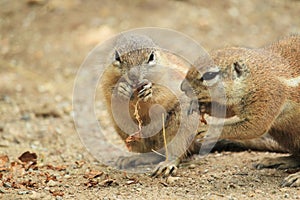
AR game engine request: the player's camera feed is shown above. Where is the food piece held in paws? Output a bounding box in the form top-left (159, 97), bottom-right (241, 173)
top-left (199, 104), bottom-right (207, 125)
top-left (125, 132), bottom-right (141, 152)
top-left (125, 100), bottom-right (143, 151)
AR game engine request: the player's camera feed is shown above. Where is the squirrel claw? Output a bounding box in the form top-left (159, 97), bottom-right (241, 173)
top-left (151, 159), bottom-right (179, 178)
top-left (137, 82), bottom-right (153, 102)
top-left (281, 172), bottom-right (300, 187)
top-left (254, 156), bottom-right (300, 170)
top-left (117, 82), bottom-right (133, 100)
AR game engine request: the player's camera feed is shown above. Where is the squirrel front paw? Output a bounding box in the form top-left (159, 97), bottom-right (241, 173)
top-left (117, 81), bottom-right (133, 100)
top-left (116, 80), bottom-right (152, 102)
top-left (137, 82), bottom-right (152, 102)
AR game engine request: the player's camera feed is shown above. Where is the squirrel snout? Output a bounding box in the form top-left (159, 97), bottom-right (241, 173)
top-left (181, 79), bottom-right (191, 92)
top-left (127, 68), bottom-right (141, 86)
top-left (181, 79), bottom-right (196, 98)
top-left (128, 68), bottom-right (140, 80)
top-left (125, 67), bottom-right (144, 87)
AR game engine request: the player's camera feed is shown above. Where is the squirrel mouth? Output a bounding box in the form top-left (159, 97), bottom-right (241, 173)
top-left (194, 101), bottom-right (243, 126)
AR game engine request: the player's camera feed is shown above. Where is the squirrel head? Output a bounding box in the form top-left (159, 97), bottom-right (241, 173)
top-left (112, 34), bottom-right (158, 87)
top-left (181, 48), bottom-right (252, 106)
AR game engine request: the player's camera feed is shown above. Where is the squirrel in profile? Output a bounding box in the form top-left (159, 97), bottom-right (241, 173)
top-left (181, 35), bottom-right (300, 187)
top-left (101, 33), bottom-right (287, 177)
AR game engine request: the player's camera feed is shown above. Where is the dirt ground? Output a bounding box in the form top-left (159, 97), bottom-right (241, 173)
top-left (1, 0), bottom-right (300, 199)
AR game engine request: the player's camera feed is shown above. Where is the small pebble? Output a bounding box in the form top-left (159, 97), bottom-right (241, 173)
top-left (29, 191), bottom-right (45, 200)
top-left (56, 196), bottom-right (63, 200)
top-left (188, 164), bottom-right (196, 169)
top-left (47, 180), bottom-right (57, 187)
top-left (64, 174), bottom-right (71, 179)
top-left (18, 191), bottom-right (29, 195)
top-left (166, 176), bottom-right (180, 184)
top-left (21, 113), bottom-right (31, 121)
top-left (3, 182), bottom-right (11, 188)
top-left (0, 95), bottom-right (10, 102)
top-left (248, 192), bottom-right (255, 197)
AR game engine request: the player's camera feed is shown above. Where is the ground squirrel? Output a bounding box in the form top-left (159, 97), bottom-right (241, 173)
top-left (101, 34), bottom-right (200, 176)
top-left (181, 35), bottom-right (300, 187)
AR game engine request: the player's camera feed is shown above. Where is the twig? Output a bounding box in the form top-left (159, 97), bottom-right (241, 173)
top-left (133, 99), bottom-right (142, 132)
top-left (125, 100), bottom-right (143, 151)
top-left (162, 113), bottom-right (168, 161)
top-left (151, 149), bottom-right (166, 158)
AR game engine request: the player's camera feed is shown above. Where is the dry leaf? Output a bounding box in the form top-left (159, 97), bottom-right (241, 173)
top-left (34, 104), bottom-right (61, 118)
top-left (0, 155), bottom-right (9, 171)
top-left (0, 155), bottom-right (9, 167)
top-left (0, 167), bottom-right (8, 172)
top-left (43, 164), bottom-right (67, 171)
top-left (20, 179), bottom-right (38, 188)
top-left (159, 181), bottom-right (168, 187)
top-left (99, 179), bottom-right (118, 187)
top-left (84, 179), bottom-right (98, 188)
top-left (25, 162), bottom-right (38, 171)
top-left (126, 179), bottom-right (138, 185)
top-left (124, 175), bottom-right (139, 185)
top-left (125, 132), bottom-right (141, 151)
top-left (18, 151), bottom-right (37, 163)
top-left (50, 190), bottom-right (64, 197)
top-left (83, 169), bottom-right (103, 179)
top-left (75, 160), bottom-right (85, 168)
top-left (44, 172), bottom-right (57, 183)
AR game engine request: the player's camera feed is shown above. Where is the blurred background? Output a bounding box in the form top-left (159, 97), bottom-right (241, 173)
top-left (1, 0), bottom-right (300, 102)
top-left (0, 0), bottom-right (300, 199)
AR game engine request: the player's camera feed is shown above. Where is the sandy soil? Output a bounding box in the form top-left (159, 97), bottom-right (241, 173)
top-left (1, 0), bottom-right (300, 199)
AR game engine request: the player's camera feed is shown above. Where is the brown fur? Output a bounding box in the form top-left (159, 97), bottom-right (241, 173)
top-left (181, 35), bottom-right (300, 186)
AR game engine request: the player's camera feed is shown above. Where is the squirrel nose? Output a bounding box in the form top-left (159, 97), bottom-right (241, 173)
top-left (181, 79), bottom-right (194, 97)
top-left (180, 79), bottom-right (189, 92)
top-left (128, 68), bottom-right (140, 82)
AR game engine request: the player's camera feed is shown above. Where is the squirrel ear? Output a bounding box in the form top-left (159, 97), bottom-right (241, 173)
top-left (233, 62), bottom-right (245, 78)
top-left (147, 51), bottom-right (156, 66)
top-left (114, 50), bottom-right (121, 62)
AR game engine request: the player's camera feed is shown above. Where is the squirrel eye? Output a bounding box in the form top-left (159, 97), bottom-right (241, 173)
top-left (147, 51), bottom-right (156, 65)
top-left (201, 71), bottom-right (219, 81)
top-left (115, 50), bottom-right (122, 63)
